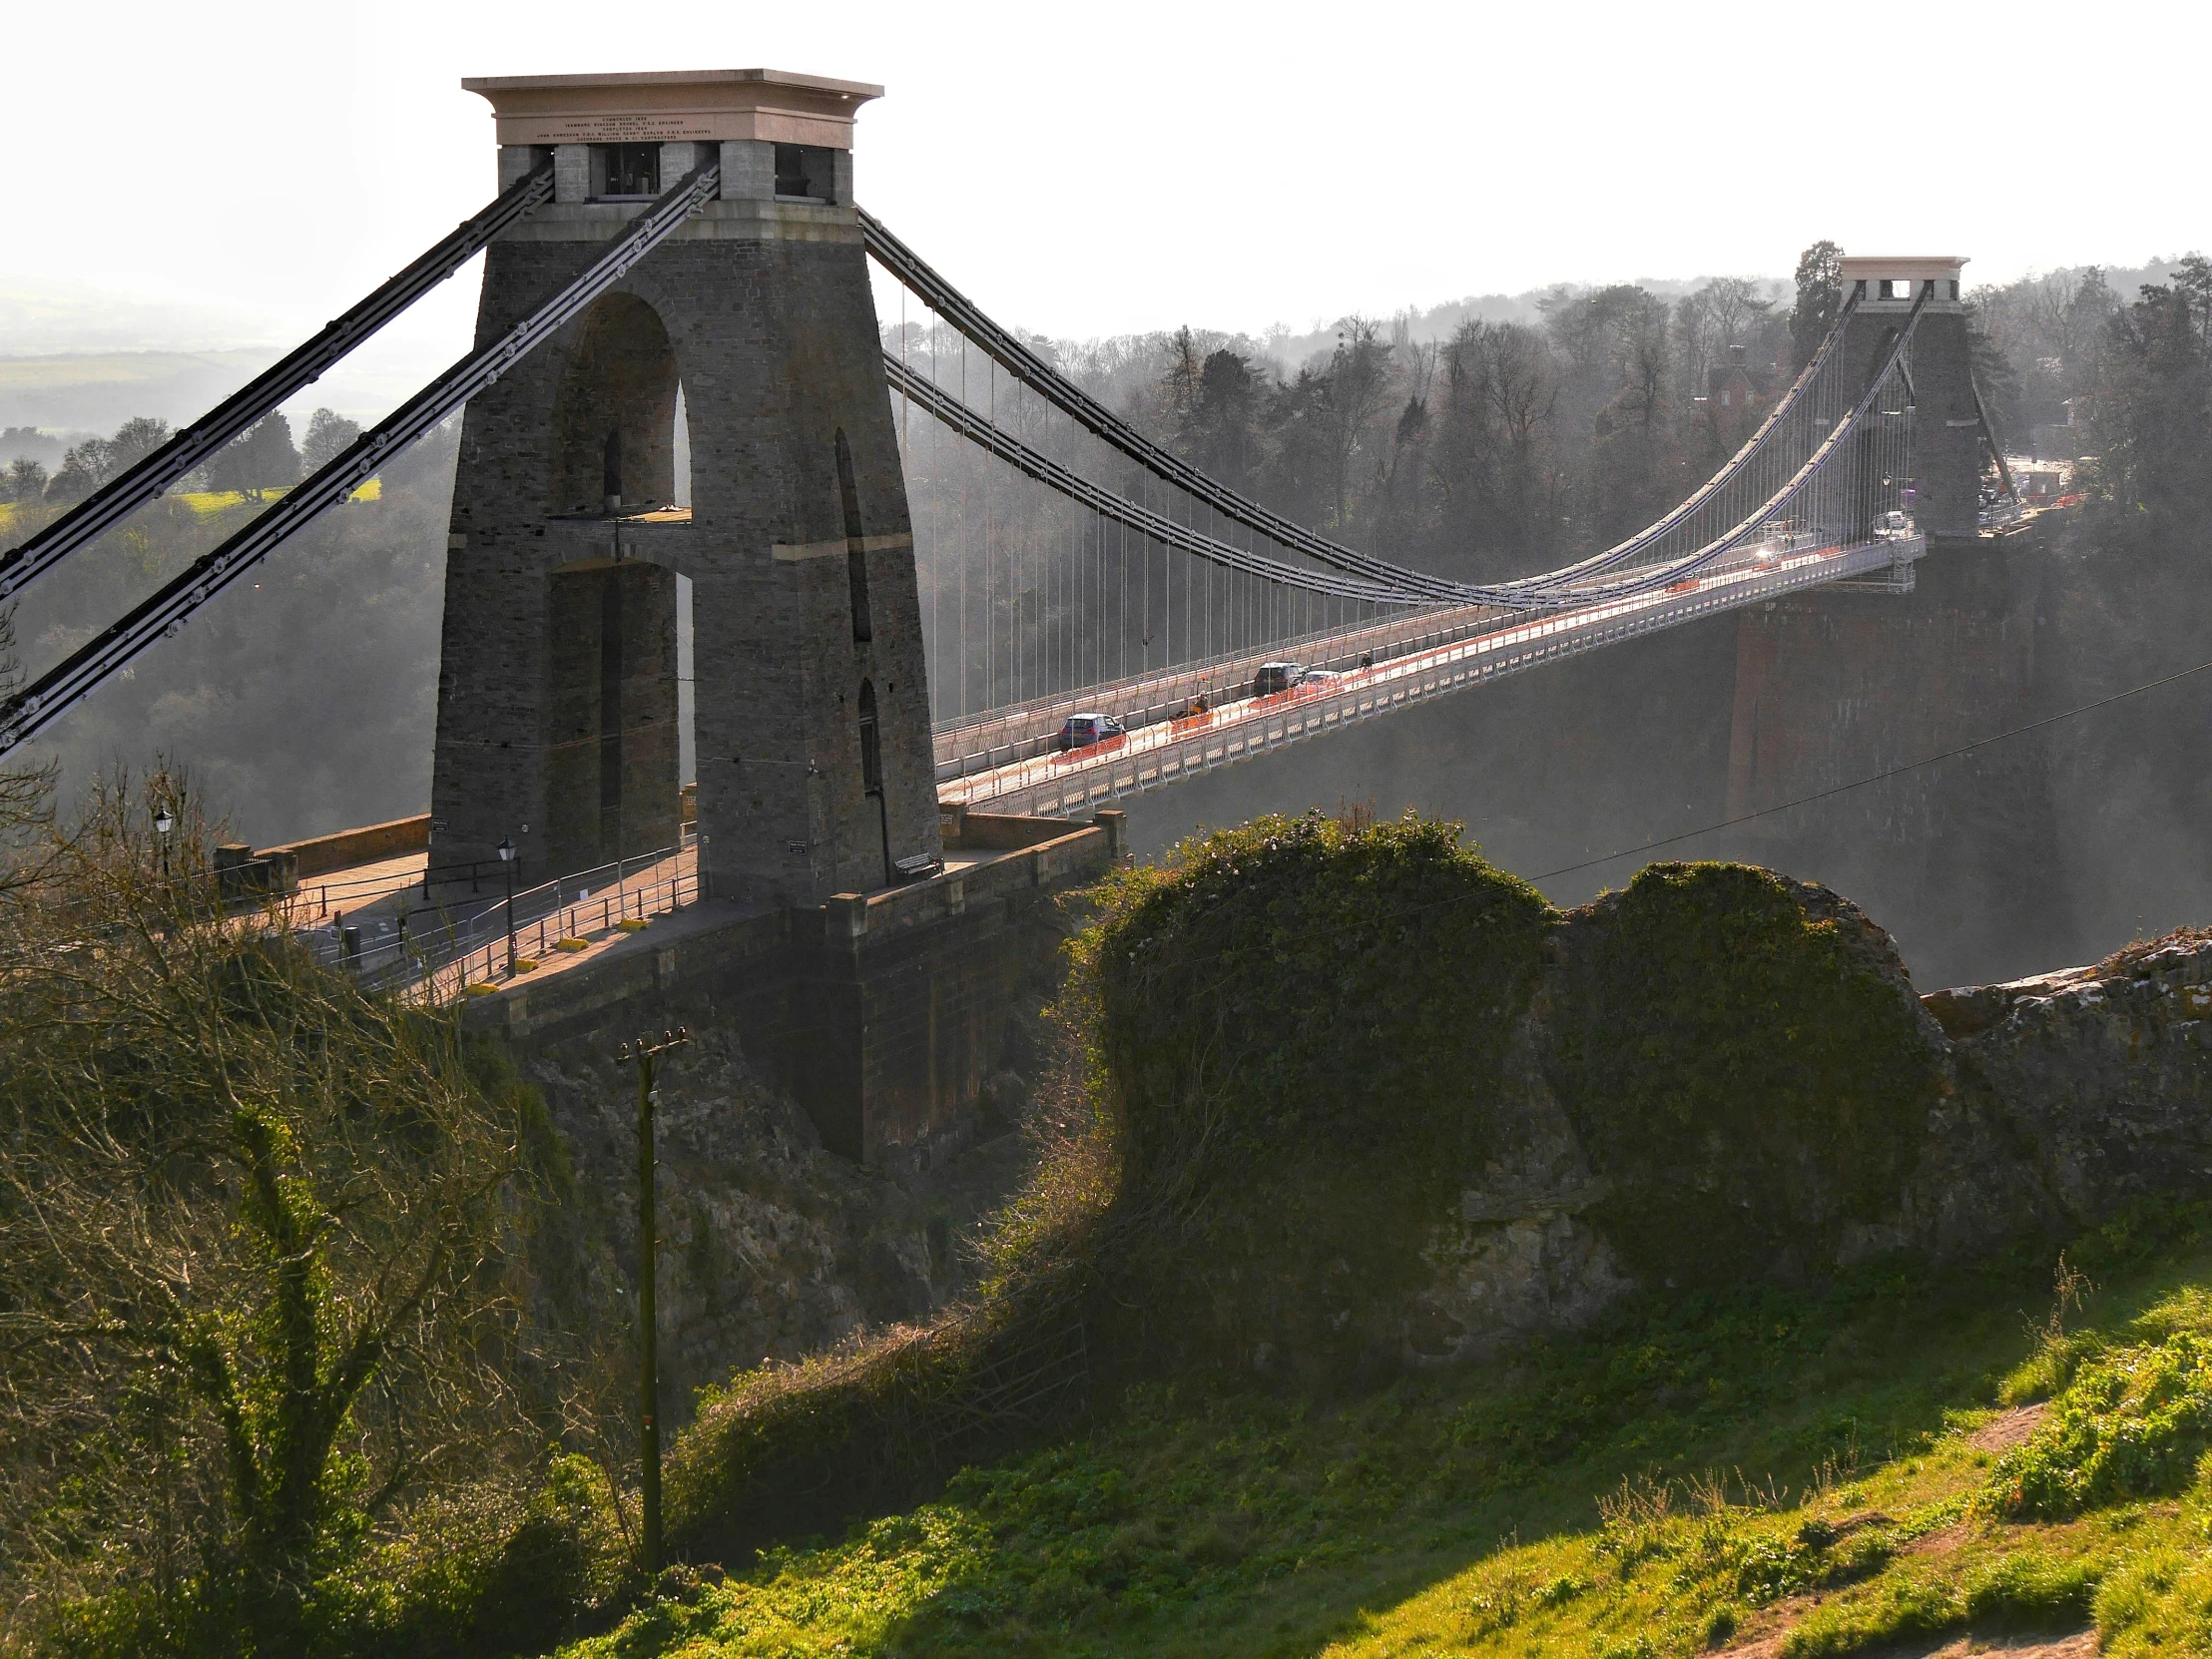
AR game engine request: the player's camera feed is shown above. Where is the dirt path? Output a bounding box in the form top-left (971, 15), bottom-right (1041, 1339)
top-left (1723, 1631), bottom-right (2093, 1659)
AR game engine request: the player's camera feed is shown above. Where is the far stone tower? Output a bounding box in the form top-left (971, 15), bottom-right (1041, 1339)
top-left (1834, 256), bottom-right (1984, 540)
top-left (429, 68), bottom-right (940, 906)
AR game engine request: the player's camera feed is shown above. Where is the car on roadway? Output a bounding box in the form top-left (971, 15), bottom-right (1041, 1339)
top-left (1252, 661), bottom-right (1306, 697)
top-left (1054, 712), bottom-right (1125, 752)
top-left (1302, 668), bottom-right (1345, 686)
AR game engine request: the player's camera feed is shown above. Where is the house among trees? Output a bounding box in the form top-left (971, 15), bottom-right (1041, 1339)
top-left (1708, 342), bottom-right (1774, 412)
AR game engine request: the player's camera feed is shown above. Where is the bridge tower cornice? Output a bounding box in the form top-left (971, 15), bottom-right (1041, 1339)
top-left (1839, 255), bottom-right (1969, 313)
top-left (462, 68), bottom-right (882, 148)
top-left (467, 68), bottom-right (879, 244)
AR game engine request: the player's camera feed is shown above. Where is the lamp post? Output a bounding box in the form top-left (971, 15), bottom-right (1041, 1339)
top-left (616, 1026), bottom-right (690, 1580)
top-left (152, 807), bottom-right (174, 881)
top-left (498, 836), bottom-right (517, 974)
top-left (423, 818), bottom-right (445, 899)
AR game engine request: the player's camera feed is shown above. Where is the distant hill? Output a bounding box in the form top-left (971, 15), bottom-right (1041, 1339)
top-left (0, 349), bottom-right (279, 441)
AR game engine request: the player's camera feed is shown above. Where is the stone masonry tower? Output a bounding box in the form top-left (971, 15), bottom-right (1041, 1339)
top-left (430, 69), bottom-right (940, 905)
top-left (1835, 257), bottom-right (1983, 540)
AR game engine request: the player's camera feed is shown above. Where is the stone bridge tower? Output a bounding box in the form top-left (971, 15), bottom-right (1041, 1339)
top-left (430, 68), bottom-right (940, 905)
top-left (1835, 256), bottom-right (1984, 540)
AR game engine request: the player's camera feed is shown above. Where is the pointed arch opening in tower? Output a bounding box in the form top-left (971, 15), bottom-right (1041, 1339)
top-left (550, 291), bottom-right (678, 515)
top-left (857, 677), bottom-right (889, 887)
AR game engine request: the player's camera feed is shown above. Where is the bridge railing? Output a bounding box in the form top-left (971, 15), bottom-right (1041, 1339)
top-left (949, 532), bottom-right (1925, 817)
top-left (931, 603), bottom-right (1518, 784)
top-left (294, 832), bottom-right (699, 1002)
top-left (421, 856), bottom-right (701, 1005)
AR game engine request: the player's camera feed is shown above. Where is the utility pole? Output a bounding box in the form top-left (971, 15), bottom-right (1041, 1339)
top-left (616, 1026), bottom-right (689, 1579)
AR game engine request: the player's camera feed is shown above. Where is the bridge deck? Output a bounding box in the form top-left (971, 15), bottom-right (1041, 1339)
top-left (942, 534), bottom-right (1921, 818)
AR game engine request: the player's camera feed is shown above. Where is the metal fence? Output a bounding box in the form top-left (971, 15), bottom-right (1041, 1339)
top-left (296, 834), bottom-right (699, 1003)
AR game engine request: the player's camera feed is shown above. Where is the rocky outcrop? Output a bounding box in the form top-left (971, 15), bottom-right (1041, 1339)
top-left (1404, 903), bottom-right (2212, 1371)
top-left (1921, 935), bottom-right (2212, 1237)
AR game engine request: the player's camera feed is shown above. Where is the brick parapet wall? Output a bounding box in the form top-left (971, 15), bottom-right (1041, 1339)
top-left (260, 814), bottom-right (431, 878)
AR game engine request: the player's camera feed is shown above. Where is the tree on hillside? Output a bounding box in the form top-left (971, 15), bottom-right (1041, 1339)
top-left (2172, 254), bottom-right (2212, 350)
top-left (2078, 279), bottom-right (2212, 523)
top-left (1790, 240), bottom-right (1845, 368)
top-left (206, 411), bottom-right (301, 500)
top-left (109, 414), bottom-right (171, 472)
top-left (3, 457), bottom-right (46, 504)
top-left (1176, 347), bottom-right (1265, 494)
top-left (1315, 318), bottom-right (1397, 532)
top-left (43, 434), bottom-right (115, 503)
top-left (300, 406), bottom-right (363, 474)
top-left (1591, 290), bottom-right (1680, 543)
top-left (0, 771), bottom-right (558, 1656)
top-left (1428, 319), bottom-right (1559, 576)
top-left (34, 417), bottom-right (171, 505)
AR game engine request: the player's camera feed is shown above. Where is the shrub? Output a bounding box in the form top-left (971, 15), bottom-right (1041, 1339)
top-left (1077, 809), bottom-right (1554, 1380)
top-left (1988, 1330), bottom-right (2212, 1519)
top-left (1548, 862), bottom-right (1942, 1284)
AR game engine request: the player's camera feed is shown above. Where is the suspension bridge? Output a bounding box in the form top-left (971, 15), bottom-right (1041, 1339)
top-left (0, 66), bottom-right (1993, 924)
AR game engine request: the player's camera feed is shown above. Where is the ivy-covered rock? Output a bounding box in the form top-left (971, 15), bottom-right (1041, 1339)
top-left (1077, 809), bottom-right (1554, 1383)
top-left (1545, 863), bottom-right (1944, 1287)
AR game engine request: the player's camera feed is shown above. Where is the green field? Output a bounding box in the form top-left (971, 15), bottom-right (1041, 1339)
top-left (0, 478), bottom-right (382, 538)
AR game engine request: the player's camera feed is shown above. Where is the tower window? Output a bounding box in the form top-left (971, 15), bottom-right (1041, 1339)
top-left (836, 428), bottom-right (872, 642)
top-left (774, 144), bottom-right (831, 202)
top-left (857, 680), bottom-right (882, 792)
top-left (592, 144), bottom-right (661, 200)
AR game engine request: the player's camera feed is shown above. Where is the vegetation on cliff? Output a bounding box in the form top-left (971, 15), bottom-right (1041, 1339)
top-left (21, 800), bottom-right (2212, 1659)
top-left (666, 811), bottom-right (1554, 1557)
top-left (0, 772), bottom-right (617, 1659)
top-left (661, 818), bottom-right (1959, 1580)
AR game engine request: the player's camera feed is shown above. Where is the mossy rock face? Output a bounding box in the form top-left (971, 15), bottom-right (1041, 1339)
top-left (1080, 811), bottom-right (1555, 1382)
top-left (1545, 862), bottom-right (1943, 1286)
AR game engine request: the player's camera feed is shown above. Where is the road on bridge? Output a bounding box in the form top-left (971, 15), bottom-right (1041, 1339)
top-left (941, 533), bottom-right (1920, 820)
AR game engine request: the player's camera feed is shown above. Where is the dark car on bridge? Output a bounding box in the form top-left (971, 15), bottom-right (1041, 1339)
top-left (1252, 661), bottom-right (1306, 697)
top-left (1054, 712), bottom-right (1125, 752)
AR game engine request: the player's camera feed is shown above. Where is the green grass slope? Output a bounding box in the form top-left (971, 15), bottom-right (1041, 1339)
top-left (565, 1201), bottom-right (2212, 1657)
top-left (546, 820), bottom-right (2209, 1657)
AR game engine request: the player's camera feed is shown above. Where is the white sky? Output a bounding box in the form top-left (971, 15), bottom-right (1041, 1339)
top-left (4, 0), bottom-right (2206, 411)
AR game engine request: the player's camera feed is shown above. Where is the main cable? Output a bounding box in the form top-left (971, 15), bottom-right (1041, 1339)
top-left (1, 163), bottom-right (555, 596)
top-left (0, 163), bottom-right (722, 758)
top-left (862, 208), bottom-right (1870, 604)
